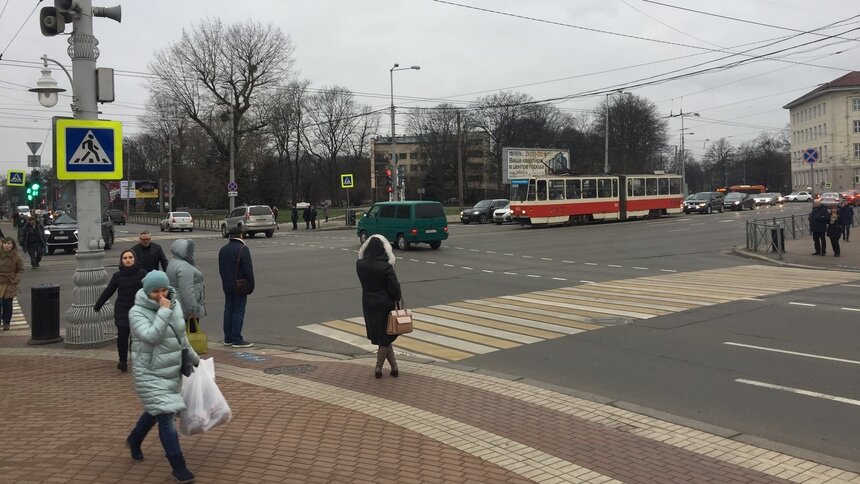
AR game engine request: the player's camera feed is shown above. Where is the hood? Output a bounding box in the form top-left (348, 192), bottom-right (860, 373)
top-left (134, 286), bottom-right (178, 310)
top-left (358, 234), bottom-right (396, 266)
top-left (170, 239), bottom-right (195, 265)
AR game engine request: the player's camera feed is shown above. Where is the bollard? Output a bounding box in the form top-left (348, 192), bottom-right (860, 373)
top-left (28, 283), bottom-right (63, 345)
top-left (345, 209), bottom-right (356, 227)
top-left (770, 225), bottom-right (785, 254)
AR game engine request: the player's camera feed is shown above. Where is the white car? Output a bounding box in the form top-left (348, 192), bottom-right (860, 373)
top-left (493, 205), bottom-right (512, 224)
top-left (160, 211), bottom-right (194, 232)
top-left (784, 191), bottom-right (813, 202)
top-left (752, 193), bottom-right (776, 206)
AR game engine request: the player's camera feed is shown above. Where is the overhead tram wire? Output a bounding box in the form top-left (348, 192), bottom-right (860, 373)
top-left (0, 0), bottom-right (11, 22)
top-left (620, 0), bottom-right (725, 50)
top-left (0, 0), bottom-right (41, 61)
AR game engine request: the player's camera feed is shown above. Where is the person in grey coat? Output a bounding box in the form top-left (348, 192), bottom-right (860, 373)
top-left (166, 239), bottom-right (206, 321)
top-left (125, 271), bottom-right (199, 483)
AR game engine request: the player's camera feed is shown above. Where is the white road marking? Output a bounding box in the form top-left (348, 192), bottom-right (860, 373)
top-left (454, 247), bottom-right (464, 250)
top-left (842, 307), bottom-right (860, 312)
top-left (584, 262), bottom-right (597, 266)
top-left (486, 251), bottom-right (496, 254)
top-left (736, 379), bottom-right (860, 408)
top-left (503, 272), bottom-right (518, 275)
top-left (580, 280), bottom-right (595, 284)
top-left (562, 260), bottom-right (575, 264)
top-left (462, 267), bottom-right (473, 270)
top-left (724, 342), bottom-right (860, 366)
top-left (840, 284), bottom-right (860, 288)
top-left (341, 248), bottom-right (350, 251)
top-left (741, 297), bottom-right (765, 302)
top-left (540, 257), bottom-right (552, 261)
top-left (607, 264), bottom-right (622, 268)
top-left (788, 302), bottom-right (816, 307)
top-left (503, 253), bottom-right (514, 256)
top-left (551, 277), bottom-right (567, 281)
top-left (482, 270), bottom-right (494, 273)
top-left (415, 311), bottom-right (544, 343)
top-left (717, 220), bottom-right (734, 223)
top-left (527, 275), bottom-right (540, 278)
top-left (522, 255), bottom-right (533, 259)
top-left (690, 223), bottom-right (705, 226)
top-left (410, 258), bottom-right (419, 262)
top-left (633, 267), bottom-right (648, 270)
top-left (426, 261), bottom-right (436, 265)
top-left (669, 228), bottom-right (689, 232)
top-left (660, 269), bottom-right (677, 272)
top-left (470, 248), bottom-right (480, 252)
top-left (443, 264), bottom-right (454, 267)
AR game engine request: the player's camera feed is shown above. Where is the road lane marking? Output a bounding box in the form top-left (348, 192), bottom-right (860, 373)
top-left (736, 379), bottom-right (860, 408)
top-left (690, 223), bottom-right (705, 226)
top-left (462, 266), bottom-right (473, 270)
top-left (443, 264), bottom-right (454, 267)
top-left (485, 251), bottom-right (496, 254)
top-left (503, 272), bottom-right (517, 275)
top-left (717, 220), bottom-right (734, 223)
top-left (607, 264), bottom-right (622, 268)
top-left (632, 267), bottom-right (648, 270)
top-left (469, 248), bottom-right (479, 252)
top-left (669, 228), bottom-right (689, 232)
top-left (584, 262), bottom-right (597, 266)
top-left (740, 297), bottom-right (765, 301)
top-left (503, 253), bottom-right (514, 256)
top-left (482, 270), bottom-right (494, 273)
top-left (580, 280), bottom-right (595, 283)
top-left (842, 307), bottom-right (860, 312)
top-left (527, 274), bottom-right (540, 278)
top-left (426, 261), bottom-right (436, 264)
top-left (551, 277), bottom-right (567, 281)
top-left (540, 257), bottom-right (552, 261)
top-left (521, 255), bottom-right (533, 259)
top-left (724, 342), bottom-right (860, 366)
top-left (840, 284), bottom-right (860, 288)
top-left (660, 269), bottom-right (677, 272)
top-left (788, 302), bottom-right (816, 307)
top-left (410, 258), bottom-right (419, 262)
top-left (562, 260), bottom-right (575, 264)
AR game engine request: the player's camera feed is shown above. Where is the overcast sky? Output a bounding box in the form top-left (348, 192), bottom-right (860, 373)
top-left (0, 0), bottom-right (857, 176)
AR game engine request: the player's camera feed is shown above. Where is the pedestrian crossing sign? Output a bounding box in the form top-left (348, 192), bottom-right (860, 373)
top-left (53, 118), bottom-right (123, 180)
top-left (7, 170), bottom-right (25, 187)
top-left (341, 173), bottom-right (354, 188)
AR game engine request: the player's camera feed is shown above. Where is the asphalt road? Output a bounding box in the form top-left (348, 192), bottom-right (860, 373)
top-left (14, 201), bottom-right (860, 463)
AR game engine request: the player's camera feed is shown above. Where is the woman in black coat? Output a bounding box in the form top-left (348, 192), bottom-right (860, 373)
top-left (826, 205), bottom-right (843, 257)
top-left (94, 249), bottom-right (147, 372)
top-left (356, 234), bottom-right (402, 378)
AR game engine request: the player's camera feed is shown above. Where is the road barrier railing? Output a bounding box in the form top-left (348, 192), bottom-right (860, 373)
top-left (127, 213), bottom-right (223, 231)
top-left (745, 214), bottom-right (810, 260)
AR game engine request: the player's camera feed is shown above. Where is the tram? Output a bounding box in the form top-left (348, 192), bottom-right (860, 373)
top-left (509, 173), bottom-right (684, 226)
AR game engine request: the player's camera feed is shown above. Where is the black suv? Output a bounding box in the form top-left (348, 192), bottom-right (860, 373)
top-left (105, 209), bottom-right (126, 225)
top-left (460, 199), bottom-right (509, 224)
top-left (683, 192), bottom-right (725, 214)
top-left (44, 213), bottom-right (114, 255)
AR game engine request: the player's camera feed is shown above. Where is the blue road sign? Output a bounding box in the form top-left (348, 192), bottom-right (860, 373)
top-left (7, 170), bottom-right (25, 187)
top-left (802, 148), bottom-right (819, 165)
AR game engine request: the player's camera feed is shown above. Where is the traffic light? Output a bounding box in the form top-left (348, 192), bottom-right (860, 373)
top-left (385, 168), bottom-right (393, 193)
top-left (25, 181), bottom-right (41, 202)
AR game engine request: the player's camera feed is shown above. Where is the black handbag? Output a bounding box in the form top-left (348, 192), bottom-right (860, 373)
top-left (170, 325), bottom-right (194, 378)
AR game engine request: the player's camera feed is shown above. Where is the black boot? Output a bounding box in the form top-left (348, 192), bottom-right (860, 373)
top-left (167, 453), bottom-right (195, 483)
top-left (386, 345), bottom-right (399, 377)
top-left (375, 346), bottom-right (388, 379)
top-left (126, 429), bottom-right (145, 461)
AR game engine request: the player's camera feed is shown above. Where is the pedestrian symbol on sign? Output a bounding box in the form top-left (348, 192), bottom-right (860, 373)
top-left (340, 174), bottom-right (354, 189)
top-left (70, 131), bottom-right (111, 164)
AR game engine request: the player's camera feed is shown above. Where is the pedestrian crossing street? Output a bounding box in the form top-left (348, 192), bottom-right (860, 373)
top-left (300, 265), bottom-right (860, 362)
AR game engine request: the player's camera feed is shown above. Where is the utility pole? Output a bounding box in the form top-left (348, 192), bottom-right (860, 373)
top-left (668, 108), bottom-right (699, 195)
top-left (604, 93), bottom-right (610, 174)
top-left (457, 110), bottom-right (464, 209)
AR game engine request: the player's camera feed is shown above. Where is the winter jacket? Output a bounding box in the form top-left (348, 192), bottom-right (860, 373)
top-left (128, 287), bottom-right (200, 415)
top-left (166, 239), bottom-right (206, 320)
top-left (132, 242), bottom-right (169, 273)
top-left (826, 210), bottom-right (843, 238)
top-left (808, 205), bottom-right (829, 233)
top-left (218, 238), bottom-right (255, 294)
top-left (23, 222), bottom-right (46, 250)
top-left (302, 208), bottom-right (311, 222)
top-left (0, 245), bottom-right (24, 299)
top-left (93, 256), bottom-right (146, 328)
top-left (839, 204), bottom-right (855, 226)
top-left (356, 235), bottom-right (401, 346)
top-left (290, 209), bottom-right (298, 222)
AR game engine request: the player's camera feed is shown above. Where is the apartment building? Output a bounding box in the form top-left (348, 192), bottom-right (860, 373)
top-left (783, 71), bottom-right (860, 192)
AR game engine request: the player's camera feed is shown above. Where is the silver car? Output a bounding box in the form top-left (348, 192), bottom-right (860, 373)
top-left (221, 205), bottom-right (276, 238)
top-left (160, 211), bottom-right (194, 232)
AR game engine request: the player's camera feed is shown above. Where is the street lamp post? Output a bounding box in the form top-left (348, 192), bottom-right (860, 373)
top-left (668, 110), bottom-right (699, 195)
top-left (29, 0), bottom-right (120, 348)
top-left (389, 63), bottom-right (420, 201)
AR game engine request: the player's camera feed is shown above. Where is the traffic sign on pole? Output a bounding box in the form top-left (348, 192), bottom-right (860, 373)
top-left (802, 148), bottom-right (819, 165)
top-left (54, 118), bottom-right (123, 180)
top-left (340, 173), bottom-right (354, 189)
top-left (7, 170), bottom-right (25, 187)
top-left (227, 181), bottom-right (238, 191)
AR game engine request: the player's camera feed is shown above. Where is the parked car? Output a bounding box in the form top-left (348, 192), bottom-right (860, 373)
top-left (105, 209), bottom-right (127, 225)
top-left (357, 201), bottom-right (448, 250)
top-left (840, 190), bottom-right (859, 206)
top-left (493, 204), bottom-right (512, 224)
top-left (220, 205), bottom-right (276, 238)
top-left (768, 193), bottom-right (785, 204)
top-left (723, 192), bottom-right (755, 211)
top-left (752, 193), bottom-right (777, 206)
top-left (683, 192), bottom-right (724, 214)
top-left (819, 192), bottom-right (844, 207)
top-left (784, 191), bottom-right (813, 202)
top-left (43, 213), bottom-right (114, 255)
top-left (460, 199), bottom-right (509, 224)
top-left (16, 205), bottom-right (31, 219)
top-left (160, 211), bottom-right (194, 232)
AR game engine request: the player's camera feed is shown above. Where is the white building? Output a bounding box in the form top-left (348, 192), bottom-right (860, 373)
top-left (783, 72), bottom-right (860, 193)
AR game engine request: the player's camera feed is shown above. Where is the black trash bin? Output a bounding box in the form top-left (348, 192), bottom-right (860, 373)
top-left (28, 283), bottom-right (63, 345)
top-left (345, 209), bottom-right (356, 227)
top-left (770, 225), bottom-right (785, 253)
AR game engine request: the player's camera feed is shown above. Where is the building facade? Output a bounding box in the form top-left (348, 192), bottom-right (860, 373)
top-left (783, 72), bottom-right (860, 193)
top-left (371, 132), bottom-right (494, 202)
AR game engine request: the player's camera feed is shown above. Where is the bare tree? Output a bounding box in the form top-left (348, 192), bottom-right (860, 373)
top-left (702, 138), bottom-right (735, 188)
top-left (265, 79), bottom-right (311, 205)
top-left (407, 104), bottom-right (461, 200)
top-left (148, 18), bottom-right (295, 195)
top-left (473, 92), bottom-right (537, 191)
top-left (593, 94), bottom-right (669, 174)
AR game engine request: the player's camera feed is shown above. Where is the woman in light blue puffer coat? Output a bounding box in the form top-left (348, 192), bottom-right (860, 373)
top-left (166, 239), bottom-right (206, 321)
top-left (125, 271), bottom-right (199, 484)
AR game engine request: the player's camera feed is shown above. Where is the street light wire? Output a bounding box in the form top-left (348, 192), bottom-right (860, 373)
top-left (0, 0), bottom-right (12, 23)
top-left (0, 0), bottom-right (43, 61)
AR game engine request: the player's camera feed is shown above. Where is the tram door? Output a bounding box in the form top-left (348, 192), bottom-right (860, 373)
top-left (617, 175), bottom-right (628, 220)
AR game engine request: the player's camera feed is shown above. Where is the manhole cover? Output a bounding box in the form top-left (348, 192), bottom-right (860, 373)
top-left (264, 364), bottom-right (317, 375)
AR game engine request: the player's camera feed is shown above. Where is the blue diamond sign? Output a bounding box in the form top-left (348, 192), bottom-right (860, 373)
top-left (54, 118), bottom-right (123, 180)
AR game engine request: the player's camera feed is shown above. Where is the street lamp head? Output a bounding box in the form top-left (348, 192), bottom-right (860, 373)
top-left (392, 63), bottom-right (399, 68)
top-left (410, 65), bottom-right (420, 70)
top-left (29, 66), bottom-right (66, 108)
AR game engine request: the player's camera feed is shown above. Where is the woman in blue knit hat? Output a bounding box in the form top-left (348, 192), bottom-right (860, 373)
top-left (125, 271), bottom-right (199, 483)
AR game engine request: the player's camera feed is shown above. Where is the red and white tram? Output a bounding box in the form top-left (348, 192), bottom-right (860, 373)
top-left (509, 173), bottom-right (684, 226)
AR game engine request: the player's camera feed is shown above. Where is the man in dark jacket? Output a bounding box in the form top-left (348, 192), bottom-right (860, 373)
top-left (23, 217), bottom-right (46, 267)
top-left (808, 200), bottom-right (829, 255)
top-left (219, 226), bottom-right (255, 348)
top-left (291, 206), bottom-right (299, 230)
top-left (302, 206), bottom-right (311, 230)
top-left (839, 202), bottom-right (854, 241)
top-left (131, 231), bottom-right (169, 272)
top-left (310, 205), bottom-right (317, 230)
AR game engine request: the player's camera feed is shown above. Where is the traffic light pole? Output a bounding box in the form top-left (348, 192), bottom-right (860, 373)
top-left (63, 0), bottom-right (114, 349)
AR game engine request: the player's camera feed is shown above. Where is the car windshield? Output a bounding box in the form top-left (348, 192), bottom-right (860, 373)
top-left (472, 200), bottom-right (492, 209)
top-left (725, 193), bottom-right (744, 200)
top-left (53, 214), bottom-right (76, 224)
top-left (789, 192), bottom-right (799, 196)
top-left (692, 193), bottom-right (711, 200)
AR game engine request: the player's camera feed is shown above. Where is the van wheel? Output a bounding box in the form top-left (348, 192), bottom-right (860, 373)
top-left (359, 231), bottom-right (368, 244)
top-left (396, 234), bottom-right (410, 250)
top-left (429, 240), bottom-right (441, 249)
top-left (221, 225), bottom-right (228, 238)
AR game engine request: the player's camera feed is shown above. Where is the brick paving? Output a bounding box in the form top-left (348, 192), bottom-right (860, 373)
top-left (1, 334), bottom-right (859, 483)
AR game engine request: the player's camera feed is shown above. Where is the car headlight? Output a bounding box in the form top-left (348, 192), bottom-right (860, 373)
top-left (473, 211), bottom-right (480, 215)
top-left (73, 230), bottom-right (78, 235)
top-left (43, 229), bottom-right (50, 235)
top-left (733, 201), bottom-right (740, 205)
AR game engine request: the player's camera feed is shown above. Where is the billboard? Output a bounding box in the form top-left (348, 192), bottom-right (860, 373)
top-left (502, 148), bottom-right (570, 183)
top-left (118, 180), bottom-right (160, 199)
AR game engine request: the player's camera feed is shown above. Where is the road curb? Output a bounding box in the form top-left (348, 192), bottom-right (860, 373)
top-left (729, 248), bottom-right (860, 272)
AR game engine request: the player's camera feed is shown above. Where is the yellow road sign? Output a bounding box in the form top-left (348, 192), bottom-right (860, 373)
top-left (54, 118), bottom-right (123, 180)
top-left (341, 173), bottom-right (354, 188)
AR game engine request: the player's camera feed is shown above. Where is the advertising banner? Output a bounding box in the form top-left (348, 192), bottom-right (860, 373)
top-left (502, 147), bottom-right (570, 184)
top-left (118, 180), bottom-right (160, 199)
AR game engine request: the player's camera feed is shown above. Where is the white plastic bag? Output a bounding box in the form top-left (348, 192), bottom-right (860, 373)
top-left (179, 357), bottom-right (232, 436)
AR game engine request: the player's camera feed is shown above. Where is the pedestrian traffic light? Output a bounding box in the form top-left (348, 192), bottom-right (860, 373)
top-left (385, 168), bottom-right (393, 193)
top-left (25, 181), bottom-right (41, 202)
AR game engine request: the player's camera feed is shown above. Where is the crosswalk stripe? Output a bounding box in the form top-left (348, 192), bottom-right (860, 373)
top-left (300, 265), bottom-right (860, 362)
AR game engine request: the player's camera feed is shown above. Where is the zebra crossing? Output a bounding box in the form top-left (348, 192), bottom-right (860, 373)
top-left (4, 298), bottom-right (28, 331)
top-left (300, 265), bottom-right (860, 362)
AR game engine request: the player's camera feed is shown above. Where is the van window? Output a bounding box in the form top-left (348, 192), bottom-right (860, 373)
top-left (566, 179), bottom-right (581, 199)
top-left (379, 205), bottom-right (396, 218)
top-left (249, 206), bottom-right (272, 216)
top-left (394, 205), bottom-right (411, 219)
top-left (366, 206), bottom-right (380, 218)
top-left (415, 203), bottom-right (444, 219)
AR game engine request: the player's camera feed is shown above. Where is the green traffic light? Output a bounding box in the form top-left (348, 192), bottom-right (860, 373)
top-left (32, 183), bottom-right (41, 191)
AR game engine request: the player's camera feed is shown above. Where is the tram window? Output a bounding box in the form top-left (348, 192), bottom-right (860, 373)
top-left (598, 179), bottom-right (613, 198)
top-left (537, 179), bottom-right (548, 201)
top-left (669, 178), bottom-right (681, 194)
top-left (549, 180), bottom-right (565, 200)
top-left (566, 179), bottom-right (581, 199)
top-left (582, 179), bottom-right (597, 198)
top-left (658, 177), bottom-right (669, 195)
top-left (612, 179), bottom-right (618, 197)
top-left (527, 179), bottom-right (537, 201)
top-left (646, 178), bottom-right (658, 196)
top-left (630, 178), bottom-right (645, 196)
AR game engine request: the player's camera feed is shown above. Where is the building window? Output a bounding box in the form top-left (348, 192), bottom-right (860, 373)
top-left (822, 103), bottom-right (826, 115)
top-left (855, 143), bottom-right (860, 158)
top-left (466, 151), bottom-right (483, 158)
top-left (854, 120), bottom-right (860, 134)
top-left (854, 99), bottom-right (860, 111)
top-left (823, 123), bottom-right (826, 136)
top-left (409, 152), bottom-right (417, 159)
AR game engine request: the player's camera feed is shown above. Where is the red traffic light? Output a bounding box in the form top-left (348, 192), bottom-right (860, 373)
top-left (385, 169), bottom-right (392, 177)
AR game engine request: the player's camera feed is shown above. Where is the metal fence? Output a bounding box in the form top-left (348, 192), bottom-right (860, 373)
top-left (127, 213), bottom-right (223, 231)
top-left (745, 206), bottom-right (857, 259)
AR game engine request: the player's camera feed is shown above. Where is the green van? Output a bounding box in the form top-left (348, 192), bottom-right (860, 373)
top-left (357, 201), bottom-right (449, 250)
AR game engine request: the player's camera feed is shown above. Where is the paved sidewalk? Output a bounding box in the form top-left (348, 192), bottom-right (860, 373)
top-left (1, 332), bottom-right (858, 483)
